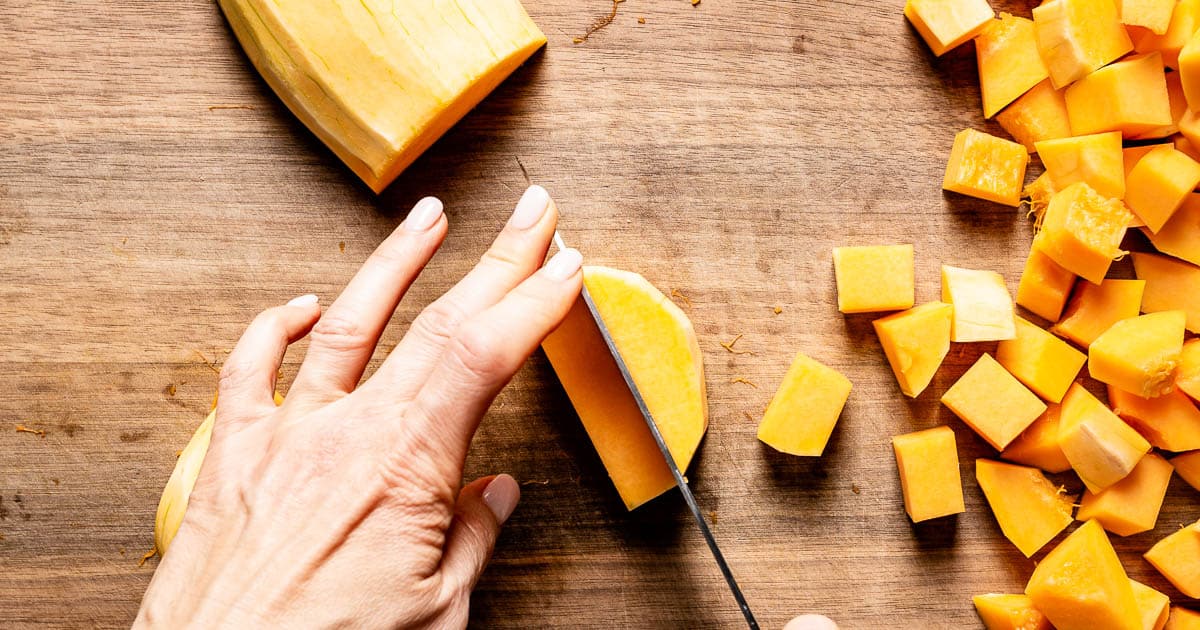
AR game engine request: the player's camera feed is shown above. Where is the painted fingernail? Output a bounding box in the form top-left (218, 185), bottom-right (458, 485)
top-left (544, 248), bottom-right (583, 280)
top-left (405, 197), bottom-right (444, 232)
top-left (287, 294), bottom-right (319, 307)
top-left (508, 185), bottom-right (550, 230)
top-left (482, 474), bottom-right (520, 525)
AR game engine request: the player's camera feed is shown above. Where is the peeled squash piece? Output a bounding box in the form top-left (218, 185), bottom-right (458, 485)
top-left (943, 129), bottom-right (1030, 207)
top-left (217, 0), bottom-right (546, 193)
top-left (1052, 278), bottom-right (1145, 348)
top-left (1076, 452), bottom-right (1174, 536)
top-left (872, 302), bottom-right (953, 397)
top-left (1058, 382), bottom-right (1152, 493)
top-left (1016, 246), bottom-right (1075, 322)
top-left (155, 392), bottom-right (284, 555)
top-left (1001, 403), bottom-right (1073, 473)
top-left (1166, 607), bottom-right (1200, 630)
top-left (1025, 519), bottom-right (1142, 630)
top-left (1032, 0), bottom-right (1133, 89)
top-left (1144, 520), bottom-right (1200, 598)
top-left (1035, 132), bottom-right (1126, 199)
top-left (542, 266), bottom-right (707, 510)
top-left (1133, 251), bottom-right (1200, 333)
top-left (1129, 579), bottom-right (1171, 630)
top-left (1089, 311), bottom-right (1186, 398)
top-left (892, 426), bottom-right (966, 522)
top-left (1174, 449), bottom-right (1200, 490)
top-left (975, 459), bottom-right (1075, 557)
top-left (757, 352), bottom-right (852, 456)
top-left (972, 593), bottom-right (1053, 630)
top-left (1033, 182), bottom-right (1133, 284)
top-left (1109, 386), bottom-right (1200, 451)
top-left (996, 80), bottom-right (1073, 153)
top-left (976, 14), bottom-right (1050, 119)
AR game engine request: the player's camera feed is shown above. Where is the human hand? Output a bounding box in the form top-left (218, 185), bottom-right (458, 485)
top-left (784, 614), bottom-right (839, 630)
top-left (135, 186), bottom-right (582, 628)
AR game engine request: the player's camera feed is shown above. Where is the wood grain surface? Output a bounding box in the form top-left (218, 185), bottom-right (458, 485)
top-left (1, 0), bottom-right (1197, 627)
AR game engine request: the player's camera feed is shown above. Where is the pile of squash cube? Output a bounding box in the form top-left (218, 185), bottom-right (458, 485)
top-left (847, 0), bottom-right (1200, 626)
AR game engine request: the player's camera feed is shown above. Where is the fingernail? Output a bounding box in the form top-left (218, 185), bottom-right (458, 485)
top-left (287, 294), bottom-right (319, 307)
top-left (482, 474), bottom-right (520, 525)
top-left (544, 248), bottom-right (583, 280)
top-left (508, 185), bottom-right (550, 230)
top-left (405, 197), bottom-right (444, 232)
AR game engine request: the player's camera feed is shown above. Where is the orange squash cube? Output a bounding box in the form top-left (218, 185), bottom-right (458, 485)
top-left (1024, 171), bottom-right (1060, 220)
top-left (1173, 449), bottom-right (1200, 490)
top-left (1125, 145), bottom-right (1200, 232)
top-left (1052, 278), bottom-right (1145, 347)
top-left (757, 352), bottom-right (852, 456)
top-left (1130, 579), bottom-right (1171, 630)
top-left (1076, 452), bottom-right (1174, 536)
top-left (1176, 133), bottom-right (1200, 161)
top-left (1064, 53), bottom-right (1173, 137)
top-left (873, 302), bottom-right (953, 398)
top-left (1059, 382), bottom-right (1153, 492)
top-left (941, 265), bottom-right (1017, 342)
top-left (1133, 0), bottom-right (1200, 68)
top-left (942, 353), bottom-right (1047, 450)
top-left (1035, 131), bottom-right (1126, 199)
top-left (997, 80), bottom-right (1073, 152)
top-left (976, 459), bottom-right (1076, 556)
top-left (1144, 520), bottom-right (1200, 598)
top-left (977, 14), bottom-right (1051, 118)
top-left (1001, 403), bottom-right (1073, 473)
top-left (1145, 194), bottom-right (1200, 266)
top-left (1025, 519), bottom-right (1142, 630)
top-left (1122, 0), bottom-right (1180, 35)
top-left (1126, 144), bottom-right (1167, 178)
top-left (892, 425), bottom-right (966, 522)
top-left (1016, 246), bottom-right (1076, 322)
top-left (832, 245), bottom-right (915, 313)
top-left (1109, 386), bottom-right (1200, 451)
top-left (973, 594), bottom-right (1053, 630)
top-left (997, 317), bottom-right (1087, 403)
top-left (1166, 607), bottom-right (1200, 630)
top-left (904, 0), bottom-right (995, 56)
top-left (943, 129), bottom-right (1030, 206)
top-left (1133, 252), bottom-right (1200, 333)
top-left (1090, 311), bottom-right (1186, 398)
top-left (1033, 0), bottom-right (1134, 88)
top-left (1032, 182), bottom-right (1134, 284)
top-left (1181, 27), bottom-right (1200, 108)
top-left (1177, 338), bottom-right (1200, 400)
top-left (1134, 71), bottom-right (1188, 140)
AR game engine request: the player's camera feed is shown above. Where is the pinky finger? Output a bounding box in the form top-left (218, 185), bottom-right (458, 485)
top-left (215, 295), bottom-right (322, 427)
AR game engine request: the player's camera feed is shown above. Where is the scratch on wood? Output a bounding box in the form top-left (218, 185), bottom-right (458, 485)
top-left (516, 156), bottom-right (531, 186)
top-left (15, 424), bottom-right (46, 437)
top-left (207, 104), bottom-right (257, 111)
top-left (573, 0), bottom-right (624, 44)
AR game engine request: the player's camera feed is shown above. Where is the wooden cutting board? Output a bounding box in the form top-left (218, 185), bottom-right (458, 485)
top-left (1, 0), bottom-right (1195, 627)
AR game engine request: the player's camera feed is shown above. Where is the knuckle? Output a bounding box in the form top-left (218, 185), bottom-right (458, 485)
top-left (412, 298), bottom-right (469, 346)
top-left (218, 357), bottom-right (258, 393)
top-left (447, 323), bottom-right (510, 385)
top-left (479, 245), bottom-right (523, 273)
top-left (310, 312), bottom-right (372, 353)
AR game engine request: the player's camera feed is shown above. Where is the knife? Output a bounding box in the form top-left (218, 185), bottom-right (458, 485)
top-left (553, 233), bottom-right (759, 629)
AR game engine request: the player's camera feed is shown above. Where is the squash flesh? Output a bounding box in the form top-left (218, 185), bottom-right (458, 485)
top-left (892, 426), bottom-right (966, 522)
top-left (757, 352), bottom-right (852, 456)
top-left (832, 245), bottom-right (915, 313)
top-left (1016, 246), bottom-right (1076, 322)
top-left (976, 458), bottom-right (1076, 557)
top-left (1033, 182), bottom-right (1133, 284)
top-left (1144, 520), bottom-right (1200, 598)
top-left (1132, 252), bottom-right (1200, 333)
top-left (1032, 0), bottom-right (1134, 88)
top-left (1064, 53), bottom-right (1172, 138)
top-left (542, 266), bottom-right (707, 510)
top-left (943, 129), bottom-right (1030, 207)
top-left (1058, 383), bottom-right (1152, 493)
top-left (1051, 278), bottom-right (1145, 347)
top-left (997, 80), bottom-right (1073, 153)
top-left (904, 0), bottom-right (995, 56)
top-left (977, 14), bottom-right (1051, 118)
top-left (1035, 131), bottom-right (1126, 199)
top-left (1089, 311), bottom-right (1186, 398)
top-left (941, 353), bottom-right (1047, 450)
top-left (1125, 145), bottom-right (1200, 233)
top-left (972, 593), bottom-right (1053, 630)
top-left (1001, 403), bottom-right (1073, 473)
top-left (1076, 453), bottom-right (1174, 536)
top-left (1109, 386), bottom-right (1200, 451)
top-left (996, 316), bottom-right (1087, 403)
top-left (872, 302), bottom-right (953, 397)
top-left (1024, 519), bottom-right (1142, 630)
top-left (941, 265), bottom-right (1017, 342)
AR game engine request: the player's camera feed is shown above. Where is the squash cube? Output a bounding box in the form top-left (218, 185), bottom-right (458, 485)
top-left (872, 302), bottom-right (953, 398)
top-left (941, 265), bottom-right (1017, 342)
top-left (976, 459), bottom-right (1076, 556)
top-left (1146, 193), bottom-right (1200, 266)
top-left (997, 317), bottom-right (1086, 403)
top-left (1181, 27), bottom-right (1200, 108)
top-left (1059, 383), bottom-right (1152, 492)
top-left (943, 129), bottom-right (1030, 207)
top-left (1024, 171), bottom-right (1060, 221)
top-left (892, 425), bottom-right (966, 522)
top-left (1109, 386), bottom-right (1200, 451)
top-left (942, 353), bottom-right (1047, 450)
top-left (1076, 452), bottom-right (1174, 536)
top-left (1133, 0), bottom-right (1200, 68)
top-left (1130, 579), bottom-right (1171, 630)
top-left (1134, 71), bottom-right (1188, 140)
top-left (1177, 338), bottom-right (1200, 400)
top-left (997, 79), bottom-right (1073, 152)
top-left (1176, 133), bottom-right (1200, 161)
top-left (1122, 0), bottom-right (1179, 35)
top-left (1126, 144), bottom-right (1167, 178)
top-left (973, 594), bottom-right (1053, 630)
top-left (1002, 403), bottom-right (1073, 473)
top-left (1166, 607), bottom-right (1200, 630)
top-left (1024, 519), bottom-right (1142, 630)
top-left (1064, 53), bottom-right (1173, 137)
top-left (1016, 246), bottom-right (1076, 322)
top-left (543, 267), bottom-right (708, 510)
top-left (1035, 131), bottom-right (1126, 199)
top-left (1089, 311), bottom-right (1186, 398)
top-left (1125, 145), bottom-right (1200, 233)
top-left (904, 0), bottom-right (994, 56)
top-left (757, 352), bottom-right (852, 456)
top-left (1144, 520), bottom-right (1200, 598)
top-left (977, 14), bottom-right (1051, 118)
top-left (1033, 0), bottom-right (1134, 88)
top-left (1032, 182), bottom-right (1134, 284)
top-left (1052, 278), bottom-right (1145, 347)
top-left (832, 245), bottom-right (915, 313)
top-left (1132, 252), bottom-right (1200, 333)
top-left (1173, 449), bottom-right (1200, 490)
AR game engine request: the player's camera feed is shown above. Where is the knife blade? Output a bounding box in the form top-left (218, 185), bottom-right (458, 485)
top-left (554, 233), bottom-right (759, 629)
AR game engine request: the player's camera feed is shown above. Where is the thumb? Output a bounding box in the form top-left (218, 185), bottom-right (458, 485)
top-left (440, 474), bottom-right (520, 592)
top-left (784, 615), bottom-right (839, 630)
